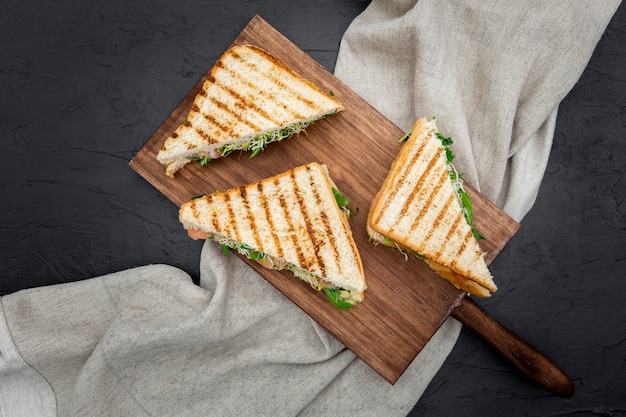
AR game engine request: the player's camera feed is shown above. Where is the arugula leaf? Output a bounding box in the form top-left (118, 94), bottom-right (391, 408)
top-left (188, 155), bottom-right (212, 166)
top-left (435, 130), bottom-right (485, 241)
top-left (399, 129), bottom-right (413, 143)
top-left (436, 132), bottom-right (453, 147)
top-left (323, 288), bottom-right (353, 310)
top-left (457, 188), bottom-right (474, 226)
top-left (248, 250), bottom-right (266, 261)
top-left (332, 187), bottom-right (350, 208)
top-left (332, 187), bottom-right (358, 217)
top-left (472, 228), bottom-right (484, 241)
top-left (445, 148), bottom-right (455, 164)
top-left (456, 188), bottom-right (483, 240)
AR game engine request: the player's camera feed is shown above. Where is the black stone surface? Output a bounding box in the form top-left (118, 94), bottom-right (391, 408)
top-left (1, 1), bottom-right (624, 416)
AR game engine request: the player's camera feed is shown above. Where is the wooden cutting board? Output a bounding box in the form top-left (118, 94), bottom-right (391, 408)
top-left (129, 15), bottom-right (520, 384)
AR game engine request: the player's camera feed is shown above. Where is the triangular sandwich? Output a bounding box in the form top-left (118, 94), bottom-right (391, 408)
top-left (158, 45), bottom-right (344, 177)
top-left (179, 162), bottom-right (366, 309)
top-left (367, 117), bottom-right (497, 297)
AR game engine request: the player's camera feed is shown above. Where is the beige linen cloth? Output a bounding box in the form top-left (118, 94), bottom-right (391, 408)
top-left (1, 1), bottom-right (619, 416)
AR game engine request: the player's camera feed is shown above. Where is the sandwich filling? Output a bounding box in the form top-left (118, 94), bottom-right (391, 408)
top-left (188, 115), bottom-right (336, 166)
top-left (188, 229), bottom-right (362, 309)
top-left (367, 229), bottom-right (491, 297)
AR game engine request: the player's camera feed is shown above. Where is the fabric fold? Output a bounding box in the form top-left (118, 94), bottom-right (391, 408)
top-left (0, 303), bottom-right (57, 417)
top-left (334, 0), bottom-right (620, 222)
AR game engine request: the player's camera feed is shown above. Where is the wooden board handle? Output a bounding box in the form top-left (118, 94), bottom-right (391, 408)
top-left (451, 296), bottom-right (575, 398)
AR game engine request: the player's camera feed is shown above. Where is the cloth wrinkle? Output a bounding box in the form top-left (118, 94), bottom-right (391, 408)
top-left (199, 240), bottom-right (345, 365)
top-left (0, 300), bottom-right (57, 417)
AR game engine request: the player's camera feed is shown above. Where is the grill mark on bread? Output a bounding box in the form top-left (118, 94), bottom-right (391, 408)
top-left (452, 229), bottom-right (473, 267)
top-left (303, 165), bottom-right (338, 277)
top-left (239, 187), bottom-right (259, 249)
top-left (316, 201), bottom-right (340, 276)
top-left (242, 59), bottom-right (316, 115)
top-left (202, 195), bottom-right (221, 232)
top-left (194, 54), bottom-right (288, 139)
top-left (422, 191), bottom-right (456, 257)
top-left (389, 146), bottom-right (441, 231)
top-left (407, 170), bottom-right (448, 244)
top-left (372, 134), bottom-right (429, 227)
top-left (275, 176), bottom-right (309, 270)
top-left (443, 210), bottom-right (464, 247)
top-left (194, 77), bottom-right (266, 143)
top-left (230, 48), bottom-right (312, 119)
top-left (189, 199), bottom-right (200, 223)
top-left (221, 191), bottom-right (240, 242)
top-left (193, 126), bottom-right (212, 144)
top-left (209, 70), bottom-right (274, 128)
top-left (227, 50), bottom-right (293, 123)
top-left (257, 181), bottom-right (284, 259)
top-left (294, 167), bottom-right (324, 274)
top-left (214, 82), bottom-right (264, 131)
top-left (201, 97), bottom-right (243, 141)
top-left (188, 196), bottom-right (221, 234)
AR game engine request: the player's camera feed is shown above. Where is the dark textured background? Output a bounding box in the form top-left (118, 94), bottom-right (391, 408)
top-left (1, 1), bottom-right (624, 416)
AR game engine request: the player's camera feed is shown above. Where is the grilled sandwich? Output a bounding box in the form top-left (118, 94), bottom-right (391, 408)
top-left (157, 45), bottom-right (344, 177)
top-left (179, 162), bottom-right (366, 309)
top-left (367, 117), bottom-right (497, 297)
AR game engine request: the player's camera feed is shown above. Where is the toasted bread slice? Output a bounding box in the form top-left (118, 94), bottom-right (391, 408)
top-left (157, 45), bottom-right (344, 177)
top-left (367, 117), bottom-right (497, 297)
top-left (179, 162), bottom-right (366, 308)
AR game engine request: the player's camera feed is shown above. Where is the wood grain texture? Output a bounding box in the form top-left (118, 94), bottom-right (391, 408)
top-left (129, 15), bottom-right (520, 384)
